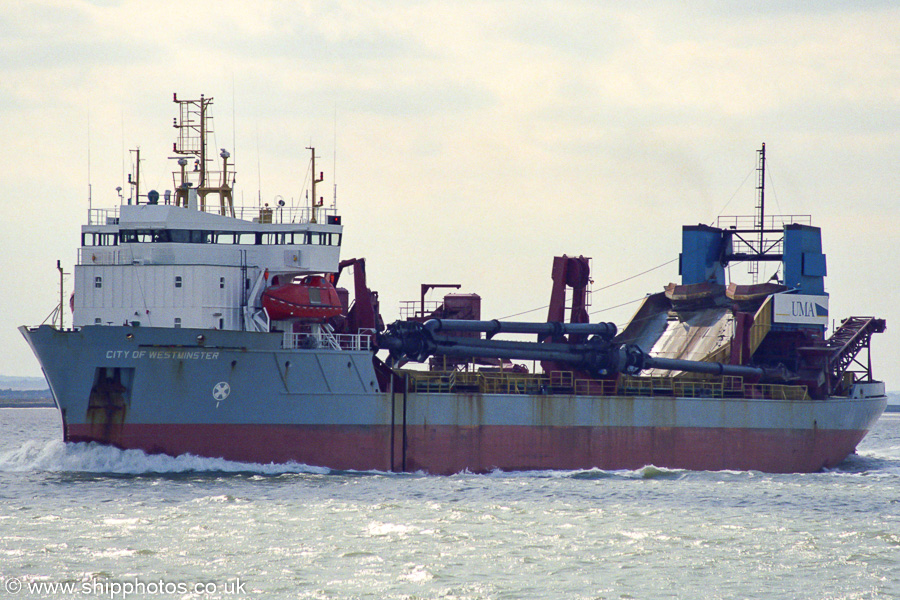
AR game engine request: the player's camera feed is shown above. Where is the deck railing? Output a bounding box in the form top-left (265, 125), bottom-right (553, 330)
top-left (715, 214), bottom-right (811, 231)
top-left (403, 370), bottom-right (810, 401)
top-left (87, 204), bottom-right (338, 226)
top-left (283, 329), bottom-right (373, 351)
top-left (399, 300), bottom-right (444, 320)
top-left (77, 248), bottom-right (132, 265)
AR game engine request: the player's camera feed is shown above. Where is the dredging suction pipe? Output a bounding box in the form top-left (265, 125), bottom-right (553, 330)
top-left (423, 318), bottom-right (617, 340)
top-left (377, 319), bottom-right (784, 380)
top-left (639, 355), bottom-right (766, 379)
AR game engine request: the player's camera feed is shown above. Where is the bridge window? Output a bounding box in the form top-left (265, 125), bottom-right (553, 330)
top-left (82, 232), bottom-right (118, 246)
top-left (115, 228), bottom-right (329, 246)
top-left (94, 276), bottom-right (102, 288)
top-left (174, 317), bottom-right (182, 328)
top-left (260, 233), bottom-right (287, 244)
top-left (119, 230), bottom-right (155, 243)
top-left (190, 230), bottom-right (214, 243)
top-left (119, 229), bottom-right (218, 243)
top-left (256, 231), bottom-right (315, 245)
top-left (226, 232), bottom-right (256, 244)
top-left (306, 232), bottom-right (341, 246)
top-left (175, 276), bottom-right (183, 288)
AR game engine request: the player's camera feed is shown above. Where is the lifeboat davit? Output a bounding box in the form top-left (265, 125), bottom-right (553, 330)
top-left (262, 275), bottom-right (343, 321)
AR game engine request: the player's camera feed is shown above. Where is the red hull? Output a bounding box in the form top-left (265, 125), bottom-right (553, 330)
top-left (69, 424), bottom-right (395, 471)
top-left (66, 423), bottom-right (867, 474)
top-left (403, 425), bottom-right (867, 474)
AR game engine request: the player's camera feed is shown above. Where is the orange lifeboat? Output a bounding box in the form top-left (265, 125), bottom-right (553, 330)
top-left (262, 275), bottom-right (343, 321)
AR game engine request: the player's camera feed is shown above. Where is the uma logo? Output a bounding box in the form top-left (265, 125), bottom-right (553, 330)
top-left (789, 300), bottom-right (828, 318)
top-left (773, 294), bottom-right (829, 325)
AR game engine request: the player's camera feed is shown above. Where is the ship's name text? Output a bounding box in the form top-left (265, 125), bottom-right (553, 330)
top-left (105, 350), bottom-right (221, 360)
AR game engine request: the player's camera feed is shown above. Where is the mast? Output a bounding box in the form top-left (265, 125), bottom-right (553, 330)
top-left (199, 95), bottom-right (207, 188)
top-left (57, 260), bottom-right (64, 330)
top-left (87, 110), bottom-right (92, 216)
top-left (757, 143), bottom-right (766, 258)
top-left (172, 93), bottom-right (213, 187)
top-left (171, 94), bottom-right (233, 215)
top-left (128, 147), bottom-right (140, 204)
top-left (307, 146), bottom-right (324, 223)
top-left (752, 143), bottom-right (766, 283)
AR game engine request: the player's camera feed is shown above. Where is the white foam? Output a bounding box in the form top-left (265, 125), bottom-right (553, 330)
top-left (365, 521), bottom-right (414, 537)
top-left (3, 438), bottom-right (895, 478)
top-left (0, 438), bottom-right (329, 475)
top-left (480, 464), bottom-right (686, 480)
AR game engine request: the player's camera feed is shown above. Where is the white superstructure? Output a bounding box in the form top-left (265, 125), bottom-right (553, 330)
top-left (74, 195), bottom-right (342, 331)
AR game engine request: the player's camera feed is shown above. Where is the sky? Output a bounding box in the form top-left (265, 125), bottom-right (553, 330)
top-left (2, 1), bottom-right (899, 389)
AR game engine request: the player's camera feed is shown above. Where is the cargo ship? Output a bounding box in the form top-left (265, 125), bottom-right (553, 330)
top-left (20, 95), bottom-right (887, 474)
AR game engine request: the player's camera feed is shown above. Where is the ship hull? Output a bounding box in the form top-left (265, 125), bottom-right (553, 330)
top-left (400, 422), bottom-right (876, 474)
top-left (66, 423), bottom-right (396, 471)
top-left (21, 325), bottom-right (887, 474)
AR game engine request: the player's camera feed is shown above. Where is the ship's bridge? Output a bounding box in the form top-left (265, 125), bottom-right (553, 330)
top-left (80, 203), bottom-right (341, 271)
top-left (74, 201), bottom-right (343, 331)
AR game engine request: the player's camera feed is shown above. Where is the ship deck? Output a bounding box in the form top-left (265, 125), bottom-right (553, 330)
top-left (400, 370), bottom-right (812, 401)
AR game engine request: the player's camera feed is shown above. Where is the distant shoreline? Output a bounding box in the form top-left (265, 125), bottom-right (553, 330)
top-left (0, 389), bottom-right (54, 409)
top-left (0, 400), bottom-right (55, 408)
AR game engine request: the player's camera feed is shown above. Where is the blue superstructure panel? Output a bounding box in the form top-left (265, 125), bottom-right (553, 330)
top-left (783, 224), bottom-right (826, 295)
top-left (680, 225), bottom-right (729, 285)
top-left (803, 252), bottom-right (827, 277)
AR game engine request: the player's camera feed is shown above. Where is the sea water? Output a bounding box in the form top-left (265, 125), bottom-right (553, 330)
top-left (0, 407), bottom-right (898, 600)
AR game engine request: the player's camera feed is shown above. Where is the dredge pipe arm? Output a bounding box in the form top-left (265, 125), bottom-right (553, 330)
top-left (378, 320), bottom-right (792, 381)
top-left (635, 351), bottom-right (794, 381)
top-left (423, 319), bottom-right (617, 340)
top-left (640, 355), bottom-right (766, 379)
top-left (378, 321), bottom-right (598, 365)
top-left (379, 320), bottom-right (633, 375)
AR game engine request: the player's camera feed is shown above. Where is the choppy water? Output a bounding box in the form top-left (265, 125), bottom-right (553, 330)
top-left (0, 408), bottom-right (898, 600)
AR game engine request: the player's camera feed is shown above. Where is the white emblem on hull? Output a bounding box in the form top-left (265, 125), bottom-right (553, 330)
top-left (213, 382), bottom-right (231, 407)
